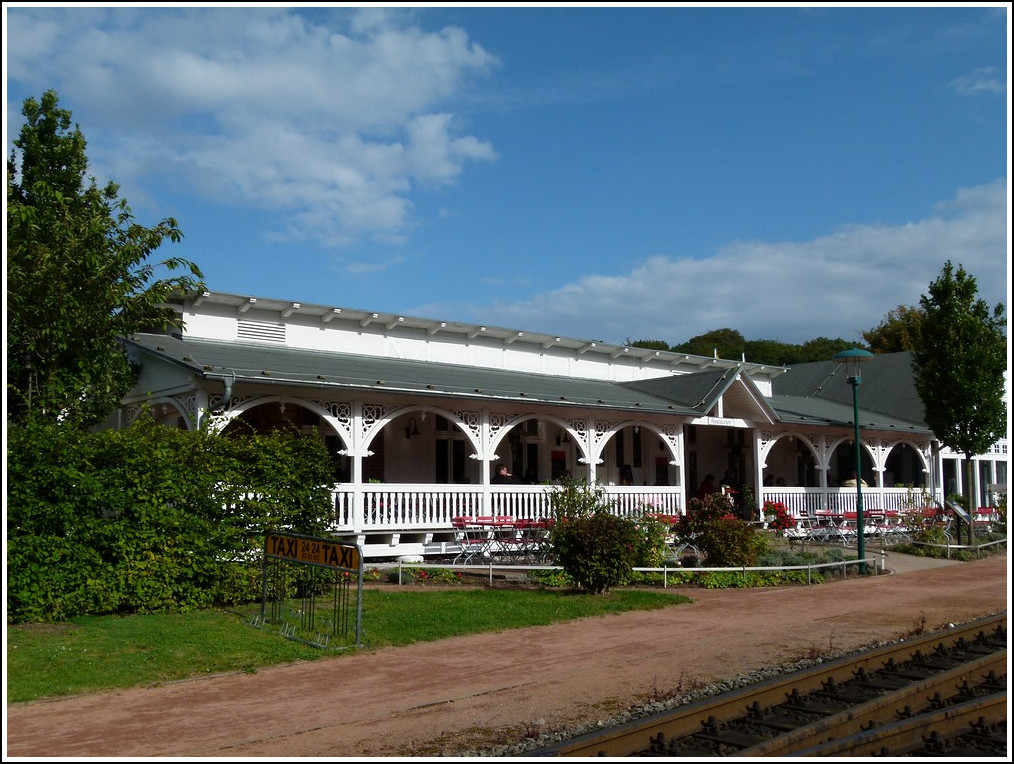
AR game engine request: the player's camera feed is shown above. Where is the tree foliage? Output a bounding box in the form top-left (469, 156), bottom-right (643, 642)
top-left (7, 90), bottom-right (204, 428)
top-left (6, 415), bottom-right (336, 623)
top-left (631, 331), bottom-right (857, 366)
top-left (672, 327), bottom-right (747, 360)
top-left (627, 338), bottom-right (670, 351)
top-left (911, 261), bottom-right (1006, 542)
top-left (742, 338), bottom-right (798, 365)
top-left (862, 304), bottom-right (924, 353)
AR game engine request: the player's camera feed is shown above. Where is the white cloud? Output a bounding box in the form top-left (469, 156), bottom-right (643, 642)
top-left (948, 67), bottom-right (1005, 96)
top-left (6, 7), bottom-right (499, 245)
top-left (472, 179), bottom-right (1009, 347)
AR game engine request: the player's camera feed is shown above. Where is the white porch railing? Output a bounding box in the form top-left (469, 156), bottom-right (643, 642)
top-left (329, 483), bottom-right (687, 533)
top-left (328, 484), bottom-right (941, 535)
top-left (758, 487), bottom-right (940, 518)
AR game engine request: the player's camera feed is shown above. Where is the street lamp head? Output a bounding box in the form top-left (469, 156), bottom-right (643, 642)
top-left (834, 347), bottom-right (875, 384)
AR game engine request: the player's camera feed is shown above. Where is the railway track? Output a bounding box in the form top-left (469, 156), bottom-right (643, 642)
top-left (528, 614), bottom-right (1007, 757)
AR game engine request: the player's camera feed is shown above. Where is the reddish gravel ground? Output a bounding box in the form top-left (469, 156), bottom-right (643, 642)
top-left (5, 551), bottom-right (1009, 759)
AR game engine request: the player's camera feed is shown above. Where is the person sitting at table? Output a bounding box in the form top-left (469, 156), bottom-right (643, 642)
top-left (492, 464), bottom-right (521, 484)
top-left (695, 474), bottom-right (717, 499)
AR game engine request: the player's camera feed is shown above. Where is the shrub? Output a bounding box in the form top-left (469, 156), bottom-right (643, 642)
top-left (547, 479), bottom-right (641, 593)
top-left (399, 567), bottom-right (464, 585)
top-left (823, 547), bottom-right (846, 563)
top-left (990, 494), bottom-right (1006, 535)
top-left (530, 568), bottom-right (574, 588)
top-left (633, 510), bottom-right (672, 567)
top-left (913, 523), bottom-right (950, 546)
top-left (676, 492), bottom-right (764, 568)
top-left (6, 415), bottom-right (336, 623)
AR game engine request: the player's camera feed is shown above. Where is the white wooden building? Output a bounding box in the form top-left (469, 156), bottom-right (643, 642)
top-left (116, 290), bottom-right (1008, 560)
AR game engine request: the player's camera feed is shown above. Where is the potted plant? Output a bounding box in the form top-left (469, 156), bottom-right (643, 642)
top-left (762, 500), bottom-right (795, 536)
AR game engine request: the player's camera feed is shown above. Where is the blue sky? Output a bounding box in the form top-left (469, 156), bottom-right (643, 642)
top-left (5, 4), bottom-right (1009, 349)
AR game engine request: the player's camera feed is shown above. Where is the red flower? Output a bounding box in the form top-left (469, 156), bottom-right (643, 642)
top-left (763, 501), bottom-right (796, 530)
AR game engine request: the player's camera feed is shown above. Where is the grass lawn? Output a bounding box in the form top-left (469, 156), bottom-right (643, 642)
top-left (6, 586), bottom-right (691, 704)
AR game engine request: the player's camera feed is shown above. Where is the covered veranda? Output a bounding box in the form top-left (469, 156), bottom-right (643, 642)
top-left (124, 331), bottom-right (945, 560)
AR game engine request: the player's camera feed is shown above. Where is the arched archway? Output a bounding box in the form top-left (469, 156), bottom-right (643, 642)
top-left (364, 406), bottom-right (482, 484)
top-left (828, 437), bottom-right (875, 486)
top-left (884, 442), bottom-right (928, 488)
top-left (218, 397), bottom-right (350, 481)
top-left (763, 432), bottom-right (820, 487)
top-left (144, 399), bottom-right (192, 430)
top-left (590, 420), bottom-right (679, 487)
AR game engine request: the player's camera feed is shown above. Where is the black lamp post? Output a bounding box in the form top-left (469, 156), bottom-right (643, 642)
top-left (834, 348), bottom-right (874, 574)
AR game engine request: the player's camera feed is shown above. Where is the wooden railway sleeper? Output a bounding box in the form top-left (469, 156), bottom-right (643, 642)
top-left (786, 692), bottom-right (1007, 757)
top-left (526, 617), bottom-right (1006, 758)
top-left (734, 652), bottom-right (1006, 757)
top-left (684, 654), bottom-right (1005, 757)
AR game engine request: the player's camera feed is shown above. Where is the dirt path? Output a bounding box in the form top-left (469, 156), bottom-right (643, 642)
top-left (5, 553), bottom-right (1009, 758)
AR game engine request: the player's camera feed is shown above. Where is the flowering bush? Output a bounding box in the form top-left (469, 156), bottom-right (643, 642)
top-left (763, 501), bottom-right (796, 532)
top-left (402, 567), bottom-right (464, 585)
top-left (677, 492), bottom-right (763, 567)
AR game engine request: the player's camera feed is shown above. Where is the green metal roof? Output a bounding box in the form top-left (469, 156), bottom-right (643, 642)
top-left (124, 335), bottom-right (926, 433)
top-left (124, 334), bottom-right (754, 416)
top-left (770, 351), bottom-right (931, 434)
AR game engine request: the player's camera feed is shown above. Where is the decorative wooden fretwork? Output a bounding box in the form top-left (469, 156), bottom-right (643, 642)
top-left (759, 429), bottom-right (784, 451)
top-left (123, 403), bottom-right (142, 425)
top-left (657, 423), bottom-right (683, 462)
top-left (208, 393), bottom-right (251, 412)
top-left (562, 417), bottom-right (587, 439)
top-left (486, 411), bottom-right (511, 441)
top-left (361, 403), bottom-right (391, 436)
top-left (453, 409), bottom-right (481, 440)
top-left (808, 433), bottom-right (834, 470)
top-left (176, 393), bottom-right (198, 420)
top-left (313, 400), bottom-right (352, 424)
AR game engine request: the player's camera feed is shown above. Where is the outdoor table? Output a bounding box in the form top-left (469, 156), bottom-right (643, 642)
top-left (509, 518), bottom-right (553, 563)
top-left (810, 510), bottom-right (855, 544)
top-left (451, 516), bottom-right (520, 563)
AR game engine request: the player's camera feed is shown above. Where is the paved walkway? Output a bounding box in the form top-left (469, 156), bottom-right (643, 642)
top-left (878, 547), bottom-right (965, 574)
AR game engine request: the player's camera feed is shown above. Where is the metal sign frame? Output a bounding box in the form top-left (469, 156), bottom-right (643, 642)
top-left (255, 531), bottom-right (364, 649)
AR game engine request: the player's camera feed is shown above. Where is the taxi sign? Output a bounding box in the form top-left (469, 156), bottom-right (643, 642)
top-left (265, 532), bottom-right (360, 572)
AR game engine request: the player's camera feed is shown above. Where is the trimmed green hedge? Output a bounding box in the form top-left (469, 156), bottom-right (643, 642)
top-left (7, 416), bottom-right (335, 623)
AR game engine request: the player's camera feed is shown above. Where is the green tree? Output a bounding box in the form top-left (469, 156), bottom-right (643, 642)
top-left (7, 90), bottom-right (204, 428)
top-left (911, 261), bottom-right (1006, 544)
top-left (627, 338), bottom-right (671, 351)
top-left (796, 336), bottom-right (858, 364)
top-left (862, 304), bottom-right (924, 353)
top-left (673, 328), bottom-right (746, 360)
top-left (743, 338), bottom-right (799, 366)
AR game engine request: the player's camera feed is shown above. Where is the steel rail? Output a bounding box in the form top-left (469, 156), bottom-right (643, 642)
top-left (791, 691), bottom-right (1007, 757)
top-left (738, 650), bottom-right (1007, 756)
top-left (527, 613), bottom-right (1006, 757)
